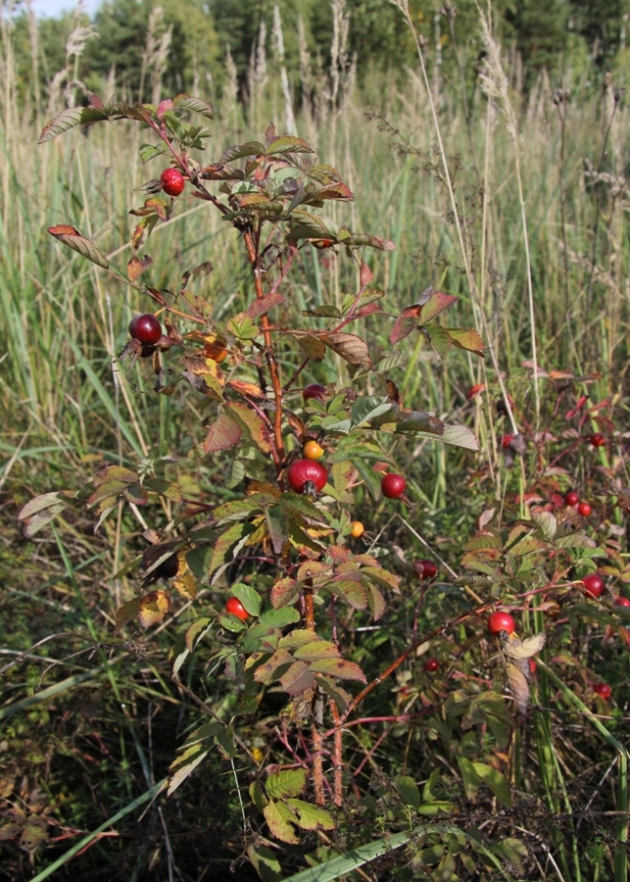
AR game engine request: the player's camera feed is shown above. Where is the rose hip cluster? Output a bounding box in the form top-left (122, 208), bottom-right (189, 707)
top-left (564, 490), bottom-right (592, 518)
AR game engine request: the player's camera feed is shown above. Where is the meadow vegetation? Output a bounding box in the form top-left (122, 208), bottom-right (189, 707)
top-left (1, 2), bottom-right (630, 880)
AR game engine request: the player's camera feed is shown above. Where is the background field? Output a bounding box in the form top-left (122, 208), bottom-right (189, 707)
top-left (1, 1), bottom-right (630, 880)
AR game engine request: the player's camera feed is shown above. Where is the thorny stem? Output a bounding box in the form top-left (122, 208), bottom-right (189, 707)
top-left (242, 227), bottom-right (286, 464)
top-left (329, 699), bottom-right (343, 807)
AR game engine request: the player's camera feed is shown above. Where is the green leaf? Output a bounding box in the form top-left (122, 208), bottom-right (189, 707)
top-left (18, 492), bottom-right (68, 537)
top-left (308, 657), bottom-right (367, 682)
top-left (38, 106), bottom-right (84, 143)
top-left (457, 756), bottom-right (481, 798)
top-left (427, 325), bottom-right (453, 361)
top-left (351, 458), bottom-right (381, 499)
top-left (220, 140), bottom-right (266, 163)
top-left (472, 762), bottom-right (512, 806)
top-left (185, 617), bottom-right (212, 652)
top-left (259, 608), bottom-right (301, 627)
top-left (172, 93), bottom-right (214, 118)
top-left (231, 583), bottom-right (262, 616)
top-left (266, 769), bottom-right (307, 800)
top-left (285, 799), bottom-right (335, 831)
top-left (209, 522), bottom-right (251, 577)
top-left (293, 640), bottom-right (339, 661)
top-left (439, 424), bottom-right (479, 450)
top-left (395, 775), bottom-right (420, 808)
top-left (167, 744), bottom-right (210, 796)
top-left (351, 396), bottom-right (394, 428)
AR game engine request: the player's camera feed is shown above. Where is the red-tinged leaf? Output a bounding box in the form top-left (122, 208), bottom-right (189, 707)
top-left (245, 291), bottom-right (285, 320)
top-left (360, 261), bottom-right (374, 287)
top-left (127, 255), bottom-right (152, 281)
top-left (38, 106), bottom-right (84, 143)
top-left (138, 590), bottom-right (170, 628)
top-left (172, 93), bottom-right (213, 118)
top-left (322, 332), bottom-right (372, 368)
top-left (355, 302), bottom-right (382, 320)
top-left (200, 163), bottom-right (244, 181)
top-left (48, 225), bottom-right (109, 269)
top-left (219, 141), bottom-right (266, 163)
top-left (228, 379), bottom-right (265, 398)
top-left (316, 676), bottom-right (352, 712)
top-left (266, 135), bottom-right (313, 155)
top-left (419, 291), bottom-right (459, 323)
top-left (279, 661), bottom-right (316, 695)
top-left (114, 597), bottom-right (143, 633)
top-left (254, 648), bottom-right (294, 684)
top-left (343, 232), bottom-right (395, 251)
top-left (226, 402), bottom-right (272, 454)
top-left (448, 327), bottom-right (485, 357)
top-left (330, 579), bottom-right (368, 610)
top-left (203, 412), bottom-right (242, 454)
top-left (308, 658), bottom-right (367, 682)
top-left (144, 286), bottom-right (168, 306)
top-left (271, 577), bottom-right (300, 608)
top-left (307, 182), bottom-right (354, 202)
top-left (389, 305), bottom-right (421, 345)
top-left (306, 164), bottom-right (344, 184)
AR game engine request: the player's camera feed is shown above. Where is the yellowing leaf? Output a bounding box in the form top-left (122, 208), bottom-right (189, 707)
top-left (503, 632), bottom-right (546, 659)
top-left (506, 659), bottom-right (531, 715)
top-left (322, 332), bottom-right (372, 368)
top-left (263, 800), bottom-right (299, 844)
top-left (138, 590), bottom-right (170, 628)
top-left (48, 224), bottom-right (109, 268)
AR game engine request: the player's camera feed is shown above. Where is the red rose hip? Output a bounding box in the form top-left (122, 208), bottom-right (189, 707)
top-left (614, 596), bottom-right (630, 608)
top-left (287, 459), bottom-right (328, 494)
top-left (501, 433), bottom-right (514, 449)
top-left (302, 383), bottom-right (327, 403)
top-left (582, 574), bottom-right (604, 598)
top-left (589, 433), bottom-right (605, 448)
top-left (424, 658), bottom-right (440, 673)
top-left (564, 491), bottom-right (579, 506)
top-left (381, 473), bottom-right (406, 499)
top-left (577, 501), bottom-right (592, 517)
top-left (161, 167), bottom-right (185, 196)
top-left (225, 597), bottom-right (249, 621)
top-left (129, 313), bottom-right (162, 345)
top-left (415, 559), bottom-right (438, 579)
top-left (593, 682), bottom-right (611, 699)
top-left (487, 611), bottom-right (516, 635)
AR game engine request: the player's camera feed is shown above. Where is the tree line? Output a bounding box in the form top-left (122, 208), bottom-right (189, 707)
top-left (8, 0), bottom-right (629, 111)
